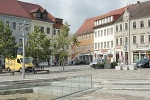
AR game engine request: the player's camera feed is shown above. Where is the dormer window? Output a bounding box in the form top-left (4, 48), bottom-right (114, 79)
top-left (36, 13), bottom-right (41, 18)
top-left (42, 13), bottom-right (47, 19)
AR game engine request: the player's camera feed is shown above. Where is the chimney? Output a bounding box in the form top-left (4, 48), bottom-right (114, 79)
top-left (137, 1), bottom-right (140, 4)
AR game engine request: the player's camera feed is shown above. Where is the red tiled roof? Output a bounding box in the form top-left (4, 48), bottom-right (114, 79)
top-left (0, 0), bottom-right (61, 24)
top-left (30, 8), bottom-right (40, 13)
top-left (75, 16), bottom-right (99, 35)
top-left (18, 1), bottom-right (54, 23)
top-left (75, 6), bottom-right (127, 35)
top-left (115, 1), bottom-right (150, 23)
top-left (0, 0), bottom-right (30, 18)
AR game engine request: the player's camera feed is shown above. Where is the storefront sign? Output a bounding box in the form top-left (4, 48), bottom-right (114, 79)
top-left (116, 46), bottom-right (122, 49)
top-left (101, 49), bottom-right (108, 52)
top-left (136, 45), bottom-right (149, 48)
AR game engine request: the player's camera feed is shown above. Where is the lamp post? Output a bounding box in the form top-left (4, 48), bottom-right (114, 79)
top-left (18, 21), bottom-right (29, 79)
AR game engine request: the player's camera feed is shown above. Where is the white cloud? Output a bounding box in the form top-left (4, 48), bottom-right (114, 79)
top-left (19, 0), bottom-right (147, 34)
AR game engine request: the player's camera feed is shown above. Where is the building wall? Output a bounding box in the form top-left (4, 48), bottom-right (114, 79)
top-left (114, 15), bottom-right (150, 64)
top-left (0, 14), bottom-right (31, 65)
top-left (130, 17), bottom-right (150, 63)
top-left (75, 32), bottom-right (94, 62)
top-left (94, 25), bottom-right (115, 62)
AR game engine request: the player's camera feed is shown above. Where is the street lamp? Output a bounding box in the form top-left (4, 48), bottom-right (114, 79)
top-left (18, 21), bottom-right (29, 79)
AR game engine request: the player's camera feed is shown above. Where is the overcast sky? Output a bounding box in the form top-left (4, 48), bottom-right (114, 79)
top-left (19, 0), bottom-right (147, 34)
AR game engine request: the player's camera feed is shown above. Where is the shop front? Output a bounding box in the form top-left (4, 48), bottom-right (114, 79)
top-left (94, 49), bottom-right (114, 62)
top-left (131, 45), bottom-right (150, 63)
top-left (78, 52), bottom-right (93, 63)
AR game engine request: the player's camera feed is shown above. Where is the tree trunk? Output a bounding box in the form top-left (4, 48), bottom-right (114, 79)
top-left (47, 59), bottom-right (50, 66)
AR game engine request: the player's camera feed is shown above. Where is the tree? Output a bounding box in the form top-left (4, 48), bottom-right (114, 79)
top-left (0, 19), bottom-right (17, 59)
top-left (26, 26), bottom-right (52, 66)
top-left (53, 21), bottom-right (80, 70)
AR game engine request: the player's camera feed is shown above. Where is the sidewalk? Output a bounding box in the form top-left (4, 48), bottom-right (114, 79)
top-left (0, 65), bottom-right (150, 100)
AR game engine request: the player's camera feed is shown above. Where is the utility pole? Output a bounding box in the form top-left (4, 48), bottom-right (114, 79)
top-left (18, 21), bottom-right (29, 79)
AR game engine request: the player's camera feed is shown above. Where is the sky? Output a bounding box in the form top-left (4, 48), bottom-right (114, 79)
top-left (19, 0), bottom-right (147, 34)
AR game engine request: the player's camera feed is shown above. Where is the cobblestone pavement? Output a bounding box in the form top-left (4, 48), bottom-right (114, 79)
top-left (1, 65), bottom-right (150, 100)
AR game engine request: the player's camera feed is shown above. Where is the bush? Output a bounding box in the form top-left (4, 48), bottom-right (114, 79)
top-left (97, 62), bottom-right (104, 69)
top-left (111, 61), bottom-right (118, 69)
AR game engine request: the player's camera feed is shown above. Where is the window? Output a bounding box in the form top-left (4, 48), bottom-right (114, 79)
top-left (104, 29), bottom-right (106, 36)
top-left (140, 20), bottom-right (144, 27)
top-left (41, 27), bottom-right (44, 33)
top-left (18, 23), bottom-right (22, 30)
top-left (101, 30), bottom-right (103, 37)
top-left (107, 41), bottom-right (109, 48)
top-left (98, 43), bottom-right (100, 49)
top-left (12, 22), bottom-right (16, 30)
top-left (42, 13), bottom-right (47, 19)
top-left (58, 30), bottom-right (60, 35)
top-left (120, 24), bottom-right (122, 31)
top-left (133, 21), bottom-right (136, 28)
top-left (148, 20), bottom-right (150, 27)
top-left (91, 44), bottom-right (93, 49)
top-left (104, 42), bottom-right (106, 48)
top-left (98, 31), bottom-right (100, 37)
top-left (116, 25), bottom-right (118, 32)
top-left (95, 31), bottom-right (97, 38)
top-left (120, 38), bottom-right (122, 45)
top-left (125, 37), bottom-right (128, 44)
top-left (107, 29), bottom-right (109, 35)
top-left (111, 28), bottom-right (113, 35)
top-left (125, 23), bottom-right (128, 30)
top-left (6, 21), bottom-right (9, 26)
top-left (149, 35), bottom-right (150, 42)
top-left (19, 39), bottom-right (22, 44)
top-left (47, 27), bottom-right (50, 34)
top-left (53, 29), bottom-right (56, 35)
top-left (111, 41), bottom-right (113, 47)
top-left (116, 38), bottom-right (118, 45)
top-left (101, 42), bottom-right (103, 49)
top-left (140, 35), bottom-right (144, 43)
top-left (36, 13), bottom-right (41, 18)
top-left (95, 43), bottom-right (97, 49)
top-left (133, 36), bottom-right (136, 44)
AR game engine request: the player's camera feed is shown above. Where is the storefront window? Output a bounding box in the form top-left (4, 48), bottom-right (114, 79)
top-left (146, 51), bottom-right (150, 58)
top-left (133, 52), bottom-right (139, 63)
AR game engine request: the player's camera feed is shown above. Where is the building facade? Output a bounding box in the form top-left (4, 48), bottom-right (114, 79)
top-left (0, 0), bottom-right (63, 66)
top-left (114, 1), bottom-right (150, 64)
top-left (75, 18), bottom-right (96, 63)
top-left (93, 7), bottom-right (126, 62)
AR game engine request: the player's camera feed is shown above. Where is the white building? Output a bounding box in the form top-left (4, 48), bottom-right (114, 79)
top-left (93, 7), bottom-right (126, 62)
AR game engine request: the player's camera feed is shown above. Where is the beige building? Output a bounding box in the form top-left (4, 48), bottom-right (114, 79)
top-left (75, 17), bottom-right (97, 63)
top-left (114, 1), bottom-right (150, 64)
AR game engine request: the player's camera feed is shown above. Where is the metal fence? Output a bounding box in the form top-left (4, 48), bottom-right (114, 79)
top-left (0, 74), bottom-right (92, 100)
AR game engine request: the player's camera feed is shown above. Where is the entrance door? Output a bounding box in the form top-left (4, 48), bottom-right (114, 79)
top-left (125, 52), bottom-right (128, 65)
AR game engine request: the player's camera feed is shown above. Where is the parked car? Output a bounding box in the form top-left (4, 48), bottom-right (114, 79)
top-left (135, 58), bottom-right (150, 68)
top-left (90, 59), bottom-right (104, 68)
top-left (75, 60), bottom-right (89, 65)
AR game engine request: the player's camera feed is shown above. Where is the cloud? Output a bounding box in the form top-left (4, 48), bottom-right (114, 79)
top-left (19, 0), bottom-right (147, 34)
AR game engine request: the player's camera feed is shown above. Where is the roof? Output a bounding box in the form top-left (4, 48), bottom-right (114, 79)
top-left (18, 1), bottom-right (54, 23)
top-left (75, 6), bottom-right (127, 35)
top-left (0, 0), bottom-right (30, 18)
top-left (75, 16), bottom-right (99, 35)
top-left (115, 0), bottom-right (150, 23)
top-left (0, 0), bottom-right (62, 25)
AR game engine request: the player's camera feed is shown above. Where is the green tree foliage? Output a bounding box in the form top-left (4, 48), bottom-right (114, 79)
top-left (26, 26), bottom-right (52, 65)
top-left (0, 19), bottom-right (17, 59)
top-left (53, 21), bottom-right (80, 70)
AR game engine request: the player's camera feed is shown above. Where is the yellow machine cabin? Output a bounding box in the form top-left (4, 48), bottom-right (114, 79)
top-left (5, 55), bottom-right (34, 72)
